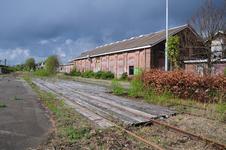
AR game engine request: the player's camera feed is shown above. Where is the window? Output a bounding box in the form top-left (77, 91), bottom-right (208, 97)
top-left (129, 66), bottom-right (134, 75)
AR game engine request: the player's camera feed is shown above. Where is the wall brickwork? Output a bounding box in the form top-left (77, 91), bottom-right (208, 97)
top-left (74, 48), bottom-right (154, 78)
top-left (185, 62), bottom-right (226, 76)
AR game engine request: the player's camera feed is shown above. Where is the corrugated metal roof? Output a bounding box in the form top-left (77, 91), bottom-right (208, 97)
top-left (74, 24), bottom-right (188, 60)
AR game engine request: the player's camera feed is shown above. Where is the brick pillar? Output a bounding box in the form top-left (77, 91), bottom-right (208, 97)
top-left (114, 54), bottom-right (118, 77)
top-left (124, 53), bottom-right (128, 73)
top-left (146, 49), bottom-right (151, 69)
top-left (106, 55), bottom-right (109, 71)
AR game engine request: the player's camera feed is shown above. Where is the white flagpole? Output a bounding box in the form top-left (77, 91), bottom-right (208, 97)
top-left (165, 0), bottom-right (168, 72)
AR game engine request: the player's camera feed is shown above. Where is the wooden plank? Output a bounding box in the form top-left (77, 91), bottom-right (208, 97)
top-left (38, 80), bottom-right (149, 125)
top-left (56, 80), bottom-right (178, 116)
top-left (32, 79), bottom-right (113, 128)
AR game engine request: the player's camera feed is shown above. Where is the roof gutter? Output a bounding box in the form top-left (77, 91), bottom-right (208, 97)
top-left (73, 45), bottom-right (151, 60)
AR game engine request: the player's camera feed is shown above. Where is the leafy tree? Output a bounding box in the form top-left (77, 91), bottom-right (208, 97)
top-left (25, 58), bottom-right (35, 71)
top-left (167, 35), bottom-right (180, 71)
top-left (46, 55), bottom-right (60, 75)
top-left (37, 61), bottom-right (43, 66)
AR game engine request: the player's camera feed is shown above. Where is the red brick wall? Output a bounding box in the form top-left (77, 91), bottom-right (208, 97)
top-left (185, 62), bottom-right (226, 76)
top-left (74, 48), bottom-right (152, 78)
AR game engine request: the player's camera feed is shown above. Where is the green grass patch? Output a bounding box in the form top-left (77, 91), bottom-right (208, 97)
top-left (33, 69), bottom-right (49, 76)
top-left (14, 96), bottom-right (22, 100)
top-left (0, 104), bottom-right (7, 107)
top-left (110, 80), bottom-right (124, 95)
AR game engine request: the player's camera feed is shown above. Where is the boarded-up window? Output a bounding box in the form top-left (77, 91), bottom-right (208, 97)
top-left (118, 59), bottom-right (123, 75)
top-left (128, 57), bottom-right (134, 66)
top-left (102, 60), bottom-right (106, 72)
top-left (216, 64), bottom-right (225, 75)
top-left (110, 60), bottom-right (114, 73)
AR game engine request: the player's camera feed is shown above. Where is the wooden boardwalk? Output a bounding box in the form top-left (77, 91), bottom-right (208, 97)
top-left (32, 78), bottom-right (178, 128)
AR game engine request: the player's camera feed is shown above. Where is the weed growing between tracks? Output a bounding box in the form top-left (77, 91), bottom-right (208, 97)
top-left (110, 77), bottom-right (226, 146)
top-left (21, 76), bottom-right (153, 149)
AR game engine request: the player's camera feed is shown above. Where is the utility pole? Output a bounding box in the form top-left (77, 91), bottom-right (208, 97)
top-left (165, 0), bottom-right (168, 72)
top-left (4, 59), bottom-right (6, 66)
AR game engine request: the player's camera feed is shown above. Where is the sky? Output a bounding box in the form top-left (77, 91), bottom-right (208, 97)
top-left (0, 0), bottom-right (224, 66)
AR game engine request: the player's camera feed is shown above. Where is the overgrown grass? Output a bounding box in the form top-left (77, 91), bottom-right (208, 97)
top-left (110, 80), bottom-right (124, 95)
top-left (33, 69), bottom-right (49, 76)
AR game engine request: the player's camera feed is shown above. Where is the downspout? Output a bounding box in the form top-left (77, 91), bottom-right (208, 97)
top-left (144, 48), bottom-right (146, 70)
top-left (106, 55), bottom-right (107, 71)
top-left (123, 52), bottom-right (124, 73)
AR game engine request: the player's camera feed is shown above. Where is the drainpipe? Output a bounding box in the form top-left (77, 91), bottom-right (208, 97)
top-left (144, 49), bottom-right (146, 70)
top-left (123, 52), bottom-right (124, 73)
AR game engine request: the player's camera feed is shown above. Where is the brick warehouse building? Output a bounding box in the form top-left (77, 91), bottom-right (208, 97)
top-left (73, 24), bottom-right (201, 78)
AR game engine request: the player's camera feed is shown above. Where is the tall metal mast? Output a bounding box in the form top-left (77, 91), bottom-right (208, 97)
top-left (165, 0), bottom-right (168, 72)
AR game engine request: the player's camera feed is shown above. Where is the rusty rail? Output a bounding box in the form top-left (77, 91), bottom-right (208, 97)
top-left (37, 80), bottom-right (226, 150)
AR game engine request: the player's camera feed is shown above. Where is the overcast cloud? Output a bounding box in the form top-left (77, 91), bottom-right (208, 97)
top-left (0, 0), bottom-right (224, 65)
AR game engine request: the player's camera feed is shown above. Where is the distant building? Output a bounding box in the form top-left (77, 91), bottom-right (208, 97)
top-left (62, 60), bottom-right (74, 73)
top-left (184, 31), bottom-right (226, 76)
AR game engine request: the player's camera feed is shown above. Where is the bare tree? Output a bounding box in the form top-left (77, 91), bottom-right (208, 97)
top-left (185, 0), bottom-right (226, 75)
top-left (54, 54), bottom-right (62, 65)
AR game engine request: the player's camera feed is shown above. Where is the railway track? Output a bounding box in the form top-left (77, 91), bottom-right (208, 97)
top-left (32, 78), bottom-right (226, 150)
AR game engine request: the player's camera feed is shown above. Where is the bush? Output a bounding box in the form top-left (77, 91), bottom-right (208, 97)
top-left (128, 75), bottom-right (144, 98)
top-left (100, 71), bottom-right (114, 80)
top-left (94, 70), bottom-right (104, 79)
top-left (74, 71), bottom-right (81, 76)
top-left (81, 70), bottom-right (95, 78)
top-left (69, 66), bottom-right (77, 76)
top-left (110, 81), bottom-right (124, 95)
top-left (140, 68), bottom-right (226, 103)
top-left (24, 67), bottom-right (30, 71)
top-left (120, 72), bottom-right (128, 80)
top-left (33, 69), bottom-right (49, 76)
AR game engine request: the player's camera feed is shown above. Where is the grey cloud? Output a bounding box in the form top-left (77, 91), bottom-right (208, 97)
top-left (0, 0), bottom-right (224, 65)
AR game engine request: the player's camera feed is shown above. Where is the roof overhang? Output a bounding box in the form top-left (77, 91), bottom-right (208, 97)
top-left (184, 59), bottom-right (226, 63)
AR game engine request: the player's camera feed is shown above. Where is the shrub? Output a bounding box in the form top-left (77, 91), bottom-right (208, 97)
top-left (100, 71), bottom-right (114, 79)
top-left (74, 71), bottom-right (81, 76)
top-left (110, 81), bottom-right (124, 95)
top-left (33, 69), bottom-right (49, 76)
top-left (81, 70), bottom-right (95, 78)
top-left (120, 72), bottom-right (128, 80)
top-left (140, 68), bottom-right (226, 103)
top-left (24, 67), bottom-right (30, 71)
top-left (128, 74), bottom-right (144, 98)
top-left (69, 66), bottom-right (77, 76)
top-left (94, 70), bottom-right (104, 79)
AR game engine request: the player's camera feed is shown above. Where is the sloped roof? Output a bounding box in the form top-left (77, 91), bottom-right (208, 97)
top-left (64, 60), bottom-right (74, 66)
top-left (74, 24), bottom-right (188, 60)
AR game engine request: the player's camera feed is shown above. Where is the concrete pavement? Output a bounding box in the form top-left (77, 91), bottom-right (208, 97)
top-left (0, 74), bottom-right (52, 150)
